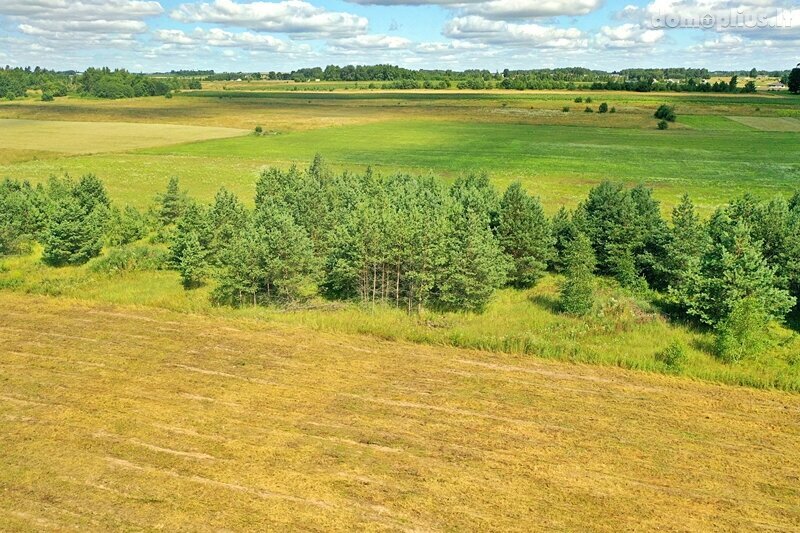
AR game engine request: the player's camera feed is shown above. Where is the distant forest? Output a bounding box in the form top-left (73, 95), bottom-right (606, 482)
top-left (3, 64), bottom-right (798, 100)
top-left (172, 65), bottom-right (793, 93)
top-left (0, 66), bottom-right (200, 100)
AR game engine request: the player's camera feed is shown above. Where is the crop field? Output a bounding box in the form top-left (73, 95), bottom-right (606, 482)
top-left (1, 91), bottom-right (799, 212)
top-left (2, 293), bottom-right (799, 530)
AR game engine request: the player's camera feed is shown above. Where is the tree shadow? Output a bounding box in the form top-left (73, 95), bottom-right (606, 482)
top-left (529, 293), bottom-right (561, 314)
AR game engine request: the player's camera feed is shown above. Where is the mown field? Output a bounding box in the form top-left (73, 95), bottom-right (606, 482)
top-left (2, 293), bottom-right (799, 530)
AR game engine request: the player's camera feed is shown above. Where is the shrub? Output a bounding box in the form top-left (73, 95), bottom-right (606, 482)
top-left (598, 102), bottom-right (609, 113)
top-left (89, 245), bottom-right (168, 274)
top-left (41, 92), bottom-right (54, 102)
top-left (164, 92), bottom-right (173, 99)
top-left (574, 96), bottom-right (583, 103)
top-left (254, 125), bottom-right (263, 134)
top-left (714, 297), bottom-right (770, 364)
top-left (656, 341), bottom-right (688, 372)
top-left (654, 104), bottom-right (676, 122)
top-left (562, 106), bottom-right (570, 112)
top-left (657, 120), bottom-right (669, 130)
top-left (584, 106), bottom-right (594, 113)
top-left (585, 97), bottom-right (593, 103)
top-left (610, 107), bottom-right (616, 113)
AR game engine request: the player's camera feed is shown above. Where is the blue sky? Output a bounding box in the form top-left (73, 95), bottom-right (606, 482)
top-left (1, 0), bottom-right (798, 72)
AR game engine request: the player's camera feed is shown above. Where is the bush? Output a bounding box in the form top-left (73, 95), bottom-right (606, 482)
top-left (598, 102), bottom-right (608, 113)
top-left (41, 92), bottom-right (54, 102)
top-left (657, 120), bottom-right (669, 130)
top-left (165, 92), bottom-right (173, 99)
top-left (714, 297), bottom-right (770, 363)
top-left (574, 96), bottom-right (583, 103)
top-left (254, 125), bottom-right (263, 134)
top-left (656, 341), bottom-right (688, 372)
top-left (562, 106), bottom-right (570, 112)
top-left (610, 107), bottom-right (616, 113)
top-left (654, 104), bottom-right (676, 122)
top-left (585, 97), bottom-right (593, 103)
top-left (89, 245), bottom-right (168, 274)
top-left (584, 106), bottom-right (594, 113)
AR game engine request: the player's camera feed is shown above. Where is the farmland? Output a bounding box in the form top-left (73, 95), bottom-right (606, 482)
top-left (2, 293), bottom-right (799, 530)
top-left (2, 85), bottom-right (800, 530)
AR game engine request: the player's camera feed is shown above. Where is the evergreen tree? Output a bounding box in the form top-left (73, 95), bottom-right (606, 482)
top-left (170, 202), bottom-right (212, 269)
top-left (497, 182), bottom-right (554, 288)
top-left (560, 231), bottom-right (596, 315)
top-left (42, 193), bottom-right (103, 266)
top-left (106, 205), bottom-right (147, 246)
top-left (436, 207), bottom-right (509, 312)
top-left (0, 179), bottom-right (42, 255)
top-left (630, 185), bottom-right (670, 289)
top-left (213, 200), bottom-right (319, 304)
top-left (209, 187), bottom-right (247, 265)
top-left (179, 231), bottom-right (206, 289)
top-left (158, 177), bottom-right (186, 226)
top-left (665, 194), bottom-right (706, 297)
top-left (681, 217), bottom-right (794, 326)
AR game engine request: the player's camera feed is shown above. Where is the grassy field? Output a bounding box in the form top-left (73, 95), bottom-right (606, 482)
top-left (3, 248), bottom-right (799, 391)
top-left (1, 91), bottom-right (798, 212)
top-left (1, 293), bottom-right (799, 530)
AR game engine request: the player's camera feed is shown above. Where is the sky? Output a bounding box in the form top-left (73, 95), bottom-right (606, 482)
top-left (0, 0), bottom-right (798, 72)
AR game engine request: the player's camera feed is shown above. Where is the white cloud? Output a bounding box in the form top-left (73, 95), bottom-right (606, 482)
top-left (596, 23), bottom-right (665, 48)
top-left (154, 27), bottom-right (305, 52)
top-left (461, 0), bottom-right (602, 20)
top-left (171, 0), bottom-right (368, 37)
top-left (329, 34), bottom-right (412, 51)
top-left (443, 16), bottom-right (588, 48)
top-left (0, 0), bottom-right (162, 46)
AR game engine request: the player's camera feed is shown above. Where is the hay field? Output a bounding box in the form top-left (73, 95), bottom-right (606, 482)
top-left (0, 118), bottom-right (247, 157)
top-left (1, 293), bottom-right (799, 531)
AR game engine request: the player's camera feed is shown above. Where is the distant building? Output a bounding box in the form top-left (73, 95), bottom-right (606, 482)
top-left (768, 82), bottom-right (787, 91)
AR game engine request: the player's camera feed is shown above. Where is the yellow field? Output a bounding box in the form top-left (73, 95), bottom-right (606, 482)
top-left (0, 119), bottom-right (247, 157)
top-left (1, 292), bottom-right (798, 531)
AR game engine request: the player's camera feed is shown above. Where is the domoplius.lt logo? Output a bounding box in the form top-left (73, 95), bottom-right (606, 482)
top-left (651, 9), bottom-right (793, 29)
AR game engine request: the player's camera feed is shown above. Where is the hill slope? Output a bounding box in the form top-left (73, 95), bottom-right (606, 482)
top-left (1, 293), bottom-right (798, 531)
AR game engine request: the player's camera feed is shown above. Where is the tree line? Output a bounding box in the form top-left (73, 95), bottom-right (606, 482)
top-left (2, 162), bottom-right (799, 361)
top-left (0, 66), bottom-right (201, 101)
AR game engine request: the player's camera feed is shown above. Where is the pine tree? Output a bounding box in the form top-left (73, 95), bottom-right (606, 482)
top-left (42, 194), bottom-right (103, 266)
top-left (436, 207), bottom-right (509, 312)
top-left (106, 205), bottom-right (147, 246)
top-left (214, 200), bottom-right (319, 304)
top-left (682, 218), bottom-right (795, 326)
top-left (665, 194), bottom-right (707, 298)
top-left (179, 231), bottom-right (206, 289)
top-left (0, 179), bottom-right (42, 256)
top-left (497, 182), bottom-right (554, 288)
top-left (560, 231), bottom-right (596, 315)
top-left (158, 177), bottom-right (186, 226)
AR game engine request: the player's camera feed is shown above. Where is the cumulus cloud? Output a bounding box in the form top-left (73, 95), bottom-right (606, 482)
top-left (0, 0), bottom-right (162, 45)
top-left (344, 0), bottom-right (602, 19)
top-left (171, 0), bottom-right (368, 37)
top-left (329, 34), bottom-right (412, 51)
top-left (443, 16), bottom-right (588, 48)
top-left (154, 27), bottom-right (305, 52)
top-left (596, 23), bottom-right (665, 48)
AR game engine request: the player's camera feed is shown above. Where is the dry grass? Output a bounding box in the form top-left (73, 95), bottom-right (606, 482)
top-left (1, 292), bottom-right (799, 531)
top-left (0, 118), bottom-right (247, 156)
